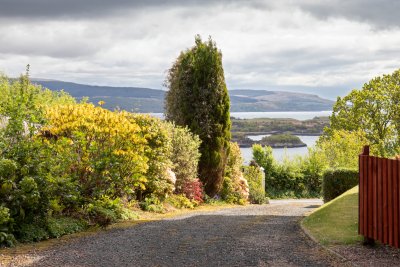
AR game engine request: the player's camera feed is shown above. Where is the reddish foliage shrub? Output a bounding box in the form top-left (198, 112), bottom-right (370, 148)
top-left (181, 179), bottom-right (204, 203)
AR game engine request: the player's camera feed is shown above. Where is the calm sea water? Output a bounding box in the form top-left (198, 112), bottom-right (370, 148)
top-left (230, 111), bottom-right (332, 120)
top-left (148, 111), bottom-right (332, 121)
top-left (147, 111), bottom-right (328, 164)
top-left (241, 135), bottom-right (319, 164)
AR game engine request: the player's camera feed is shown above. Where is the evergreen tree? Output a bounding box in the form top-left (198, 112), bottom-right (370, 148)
top-left (165, 35), bottom-right (231, 196)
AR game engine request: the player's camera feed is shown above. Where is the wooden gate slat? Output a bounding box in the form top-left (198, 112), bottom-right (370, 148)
top-left (394, 160), bottom-right (399, 248)
top-left (388, 159), bottom-right (394, 246)
top-left (377, 157), bottom-right (383, 242)
top-left (364, 156), bottom-right (368, 236)
top-left (373, 157), bottom-right (378, 239)
top-left (359, 155), bottom-right (364, 235)
top-left (368, 157), bottom-right (373, 238)
top-left (363, 156), bottom-right (368, 235)
top-left (383, 158), bottom-right (388, 244)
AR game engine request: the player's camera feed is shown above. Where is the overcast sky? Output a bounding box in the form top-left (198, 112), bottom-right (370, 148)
top-left (1, 0), bottom-right (399, 99)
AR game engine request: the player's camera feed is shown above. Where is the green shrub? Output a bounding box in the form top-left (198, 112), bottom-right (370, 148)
top-left (86, 205), bottom-right (119, 227)
top-left (16, 223), bottom-right (49, 243)
top-left (0, 158), bottom-right (18, 179)
top-left (322, 168), bottom-right (358, 202)
top-left (299, 147), bottom-right (327, 195)
top-left (221, 143), bottom-right (248, 204)
top-left (0, 206), bottom-right (16, 247)
top-left (167, 124), bottom-right (201, 197)
top-left (244, 166), bottom-right (267, 204)
top-left (253, 145), bottom-right (325, 198)
top-left (220, 177), bottom-right (245, 204)
top-left (139, 196), bottom-right (164, 213)
top-left (47, 217), bottom-right (87, 238)
top-left (86, 196), bottom-right (124, 227)
top-left (167, 194), bottom-right (195, 209)
top-left (128, 114), bottom-right (174, 201)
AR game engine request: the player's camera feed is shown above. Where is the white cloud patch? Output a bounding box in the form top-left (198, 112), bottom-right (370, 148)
top-left (0, 1), bottom-right (400, 99)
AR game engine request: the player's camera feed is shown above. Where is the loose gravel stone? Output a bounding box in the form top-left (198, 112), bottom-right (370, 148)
top-left (4, 200), bottom-right (347, 267)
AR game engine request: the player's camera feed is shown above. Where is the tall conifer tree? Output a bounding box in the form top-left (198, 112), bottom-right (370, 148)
top-left (165, 35), bottom-right (231, 196)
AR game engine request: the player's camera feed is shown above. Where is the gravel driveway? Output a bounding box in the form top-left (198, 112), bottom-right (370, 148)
top-left (4, 200), bottom-right (346, 267)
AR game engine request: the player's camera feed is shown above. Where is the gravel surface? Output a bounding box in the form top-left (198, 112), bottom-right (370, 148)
top-left (332, 244), bottom-right (400, 267)
top-left (3, 200), bottom-right (348, 267)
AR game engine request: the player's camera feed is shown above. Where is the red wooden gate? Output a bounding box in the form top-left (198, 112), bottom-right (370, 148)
top-left (359, 146), bottom-right (400, 248)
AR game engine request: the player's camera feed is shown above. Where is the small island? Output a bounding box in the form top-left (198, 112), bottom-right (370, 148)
top-left (233, 133), bottom-right (307, 148)
top-left (259, 134), bottom-right (306, 148)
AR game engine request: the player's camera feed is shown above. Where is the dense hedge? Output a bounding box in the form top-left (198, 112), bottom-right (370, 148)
top-left (322, 168), bottom-right (358, 202)
top-left (252, 144), bottom-right (324, 198)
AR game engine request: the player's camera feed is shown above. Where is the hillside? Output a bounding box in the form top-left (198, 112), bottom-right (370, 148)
top-left (32, 79), bottom-right (334, 112)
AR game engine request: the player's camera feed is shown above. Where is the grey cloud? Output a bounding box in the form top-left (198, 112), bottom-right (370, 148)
top-left (0, 0), bottom-right (244, 20)
top-left (226, 48), bottom-right (359, 77)
top-left (2, 0), bottom-right (399, 29)
top-left (298, 0), bottom-right (400, 29)
top-left (0, 41), bottom-right (99, 59)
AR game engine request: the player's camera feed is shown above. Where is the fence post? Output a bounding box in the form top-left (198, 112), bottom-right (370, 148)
top-left (361, 146), bottom-right (369, 156)
top-left (360, 145), bottom-right (375, 246)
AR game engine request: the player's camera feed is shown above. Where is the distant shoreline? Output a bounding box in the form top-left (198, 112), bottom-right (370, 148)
top-left (238, 143), bottom-right (307, 148)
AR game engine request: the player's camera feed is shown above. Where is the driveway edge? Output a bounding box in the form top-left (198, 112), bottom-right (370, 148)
top-left (299, 220), bottom-right (356, 266)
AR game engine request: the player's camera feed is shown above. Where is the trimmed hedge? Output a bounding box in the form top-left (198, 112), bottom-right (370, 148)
top-left (322, 168), bottom-right (358, 202)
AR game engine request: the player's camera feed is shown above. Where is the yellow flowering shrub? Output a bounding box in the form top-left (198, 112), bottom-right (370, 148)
top-left (42, 103), bottom-right (148, 199)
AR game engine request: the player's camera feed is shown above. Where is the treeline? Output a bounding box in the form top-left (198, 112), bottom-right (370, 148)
top-left (231, 116), bottom-right (329, 135)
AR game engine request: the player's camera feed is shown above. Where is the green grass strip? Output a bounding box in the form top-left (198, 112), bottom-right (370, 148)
top-left (302, 186), bottom-right (362, 245)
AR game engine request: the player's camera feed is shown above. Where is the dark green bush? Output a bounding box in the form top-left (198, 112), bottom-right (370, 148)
top-left (0, 206), bottom-right (16, 247)
top-left (16, 223), bottom-right (49, 243)
top-left (322, 168), bottom-right (358, 202)
top-left (47, 217), bottom-right (87, 238)
top-left (86, 197), bottom-right (124, 227)
top-left (139, 196), bottom-right (164, 213)
top-left (87, 205), bottom-right (119, 227)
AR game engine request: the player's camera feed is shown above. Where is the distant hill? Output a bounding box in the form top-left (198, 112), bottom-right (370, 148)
top-left (32, 79), bottom-right (334, 112)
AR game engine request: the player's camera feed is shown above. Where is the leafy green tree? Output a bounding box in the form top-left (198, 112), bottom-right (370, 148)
top-left (327, 69), bottom-right (400, 156)
top-left (317, 129), bottom-right (369, 169)
top-left (165, 35), bottom-right (231, 196)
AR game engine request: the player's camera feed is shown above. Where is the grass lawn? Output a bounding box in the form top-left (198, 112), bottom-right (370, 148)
top-left (302, 186), bottom-right (362, 245)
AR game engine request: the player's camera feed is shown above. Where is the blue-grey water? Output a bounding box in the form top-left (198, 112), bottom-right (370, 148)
top-left (147, 111), bottom-right (328, 164)
top-left (147, 111), bottom-right (332, 121)
top-left (241, 135), bottom-right (319, 164)
top-left (230, 111), bottom-right (332, 120)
